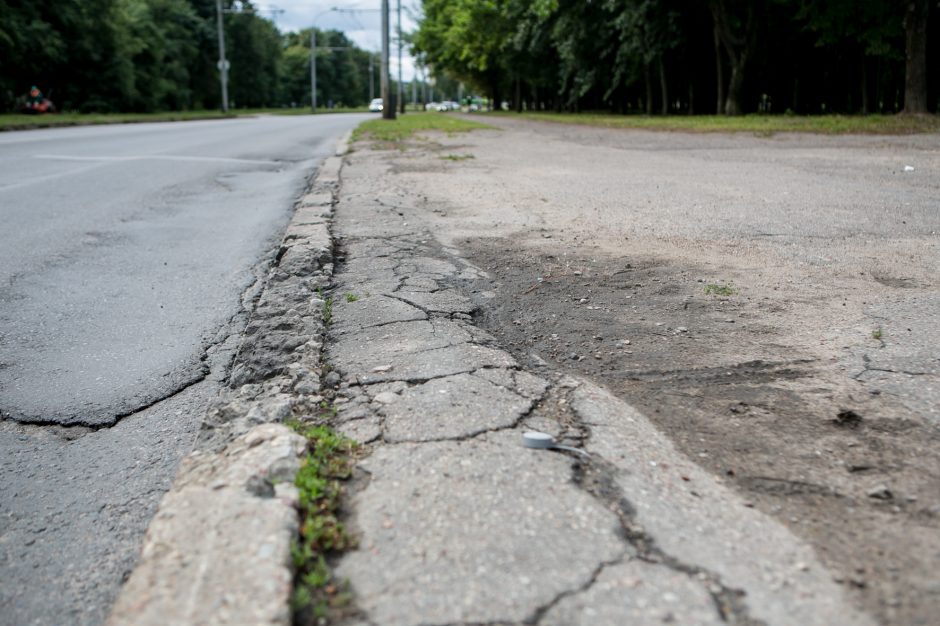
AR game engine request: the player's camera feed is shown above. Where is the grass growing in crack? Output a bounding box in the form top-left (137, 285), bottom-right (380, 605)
top-left (322, 297), bottom-right (333, 326)
top-left (703, 283), bottom-right (736, 296)
top-left (344, 293), bottom-right (358, 303)
top-left (872, 328), bottom-right (883, 340)
top-left (287, 420), bottom-right (359, 623)
top-left (440, 153), bottom-right (475, 161)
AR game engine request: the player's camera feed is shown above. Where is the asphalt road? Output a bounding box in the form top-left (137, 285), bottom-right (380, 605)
top-left (0, 113), bottom-right (367, 626)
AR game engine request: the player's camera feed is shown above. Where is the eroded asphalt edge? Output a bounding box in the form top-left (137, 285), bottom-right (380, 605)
top-left (105, 131), bottom-right (875, 626)
top-left (106, 134), bottom-right (350, 626)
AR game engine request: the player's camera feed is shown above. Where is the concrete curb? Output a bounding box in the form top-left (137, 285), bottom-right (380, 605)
top-left (106, 144), bottom-right (344, 626)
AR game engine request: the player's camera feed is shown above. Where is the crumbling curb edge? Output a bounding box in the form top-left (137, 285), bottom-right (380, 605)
top-left (106, 131), bottom-right (353, 626)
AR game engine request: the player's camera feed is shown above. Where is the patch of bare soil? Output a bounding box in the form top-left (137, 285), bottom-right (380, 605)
top-left (462, 237), bottom-right (940, 626)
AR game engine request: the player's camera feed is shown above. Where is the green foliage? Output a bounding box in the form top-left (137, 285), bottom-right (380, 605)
top-left (499, 111), bottom-right (940, 135)
top-left (0, 0), bottom-right (377, 113)
top-left (344, 293), bottom-right (359, 302)
top-left (704, 283), bottom-right (736, 296)
top-left (322, 297), bottom-right (333, 326)
top-left (413, 0), bottom-right (934, 115)
top-left (287, 421), bottom-right (358, 624)
top-left (353, 112), bottom-right (492, 145)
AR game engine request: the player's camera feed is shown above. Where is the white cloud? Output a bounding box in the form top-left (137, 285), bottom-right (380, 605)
top-left (259, 1), bottom-right (420, 80)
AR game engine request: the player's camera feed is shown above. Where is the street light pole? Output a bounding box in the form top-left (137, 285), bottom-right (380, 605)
top-left (311, 28), bottom-right (318, 113)
top-left (215, 0), bottom-right (229, 112)
top-left (381, 0), bottom-right (394, 119)
top-left (397, 0), bottom-right (404, 114)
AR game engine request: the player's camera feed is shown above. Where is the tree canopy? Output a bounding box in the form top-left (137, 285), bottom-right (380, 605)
top-left (412, 0), bottom-right (938, 115)
top-left (0, 0), bottom-right (377, 112)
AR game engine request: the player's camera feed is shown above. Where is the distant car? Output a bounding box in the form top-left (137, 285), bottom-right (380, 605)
top-left (368, 98), bottom-right (383, 112)
top-left (425, 101), bottom-right (439, 111)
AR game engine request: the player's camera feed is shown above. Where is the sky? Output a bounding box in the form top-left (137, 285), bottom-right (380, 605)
top-left (258, 1), bottom-right (421, 81)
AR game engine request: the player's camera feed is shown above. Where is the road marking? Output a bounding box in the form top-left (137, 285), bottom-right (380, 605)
top-left (0, 161), bottom-right (112, 193)
top-left (0, 154), bottom-right (282, 192)
top-left (33, 154), bottom-right (280, 165)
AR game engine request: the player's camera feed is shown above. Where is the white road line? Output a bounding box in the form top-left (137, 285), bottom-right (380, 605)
top-left (33, 154), bottom-right (280, 165)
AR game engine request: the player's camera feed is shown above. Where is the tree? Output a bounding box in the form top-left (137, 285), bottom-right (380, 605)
top-left (709, 0), bottom-right (762, 115)
top-left (903, 0), bottom-right (930, 113)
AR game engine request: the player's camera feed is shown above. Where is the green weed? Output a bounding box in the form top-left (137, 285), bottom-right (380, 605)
top-left (352, 112), bottom-right (491, 146)
top-left (872, 328), bottom-right (883, 340)
top-left (287, 421), bottom-right (359, 623)
top-left (322, 297), bottom-right (333, 326)
top-left (440, 153), bottom-right (475, 161)
top-left (344, 293), bottom-right (359, 302)
top-left (703, 283), bottom-right (736, 296)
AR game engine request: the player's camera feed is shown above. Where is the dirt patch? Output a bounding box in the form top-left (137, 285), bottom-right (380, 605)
top-left (462, 237), bottom-right (940, 626)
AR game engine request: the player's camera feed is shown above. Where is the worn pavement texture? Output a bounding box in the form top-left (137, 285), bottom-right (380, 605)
top-left (102, 118), bottom-right (938, 626)
top-left (323, 130), bottom-right (879, 625)
top-left (327, 118), bottom-right (940, 624)
top-left (106, 151), bottom-right (346, 626)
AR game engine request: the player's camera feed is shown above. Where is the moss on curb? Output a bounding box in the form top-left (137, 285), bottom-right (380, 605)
top-left (287, 416), bottom-right (358, 624)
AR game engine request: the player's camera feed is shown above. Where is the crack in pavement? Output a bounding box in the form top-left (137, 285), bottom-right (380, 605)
top-left (570, 455), bottom-right (763, 625)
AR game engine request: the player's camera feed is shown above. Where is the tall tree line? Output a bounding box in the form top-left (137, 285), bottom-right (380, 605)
top-left (0, 0), bottom-right (376, 112)
top-left (413, 0), bottom-right (938, 115)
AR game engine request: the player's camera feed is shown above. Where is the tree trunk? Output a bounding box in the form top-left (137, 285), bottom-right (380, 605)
top-left (861, 53), bottom-right (869, 115)
top-left (903, 0), bottom-right (929, 114)
top-left (710, 0), bottom-right (759, 115)
top-left (514, 77), bottom-right (522, 113)
top-left (713, 23), bottom-right (725, 114)
top-left (725, 61), bottom-right (745, 115)
top-left (659, 56), bottom-right (668, 115)
top-left (645, 62), bottom-right (653, 115)
top-left (688, 83), bottom-right (695, 115)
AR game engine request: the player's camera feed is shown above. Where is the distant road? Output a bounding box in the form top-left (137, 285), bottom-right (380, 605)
top-left (0, 113), bottom-right (367, 626)
top-left (0, 114), bottom-right (365, 425)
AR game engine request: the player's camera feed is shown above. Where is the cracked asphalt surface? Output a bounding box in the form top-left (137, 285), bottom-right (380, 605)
top-left (0, 115), bottom-right (366, 626)
top-left (322, 136), bottom-right (872, 626)
top-left (322, 119), bottom-right (938, 625)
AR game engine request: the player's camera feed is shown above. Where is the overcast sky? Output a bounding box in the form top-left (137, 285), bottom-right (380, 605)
top-left (259, 1), bottom-right (420, 80)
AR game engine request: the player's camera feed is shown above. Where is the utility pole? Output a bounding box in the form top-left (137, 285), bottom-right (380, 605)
top-left (411, 70), bottom-right (417, 110)
top-left (215, 0), bottom-right (229, 112)
top-left (397, 0), bottom-right (404, 114)
top-left (369, 54), bottom-right (374, 101)
top-left (381, 0), bottom-right (395, 119)
top-left (310, 29), bottom-right (318, 112)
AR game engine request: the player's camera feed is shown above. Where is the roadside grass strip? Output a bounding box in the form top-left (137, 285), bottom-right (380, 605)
top-left (498, 111), bottom-right (940, 135)
top-left (352, 112), bottom-right (492, 146)
top-left (0, 107), bottom-right (368, 132)
top-left (287, 418), bottom-right (359, 624)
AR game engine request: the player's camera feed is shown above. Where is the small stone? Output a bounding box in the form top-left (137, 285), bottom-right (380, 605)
top-left (676, 326), bottom-right (688, 332)
top-left (373, 391), bottom-right (399, 405)
top-left (867, 485), bottom-right (893, 500)
top-left (372, 365), bottom-right (393, 373)
top-left (579, 298), bottom-right (588, 304)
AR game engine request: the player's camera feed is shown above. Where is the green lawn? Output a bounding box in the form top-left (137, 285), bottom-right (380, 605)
top-left (493, 111), bottom-right (940, 135)
top-left (0, 106), bottom-right (369, 132)
top-left (352, 112), bottom-right (493, 144)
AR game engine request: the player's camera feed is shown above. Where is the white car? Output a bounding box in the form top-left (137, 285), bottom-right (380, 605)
top-left (368, 98), bottom-right (383, 112)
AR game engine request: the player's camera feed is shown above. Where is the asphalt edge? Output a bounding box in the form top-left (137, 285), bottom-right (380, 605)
top-left (106, 130), bottom-right (353, 626)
